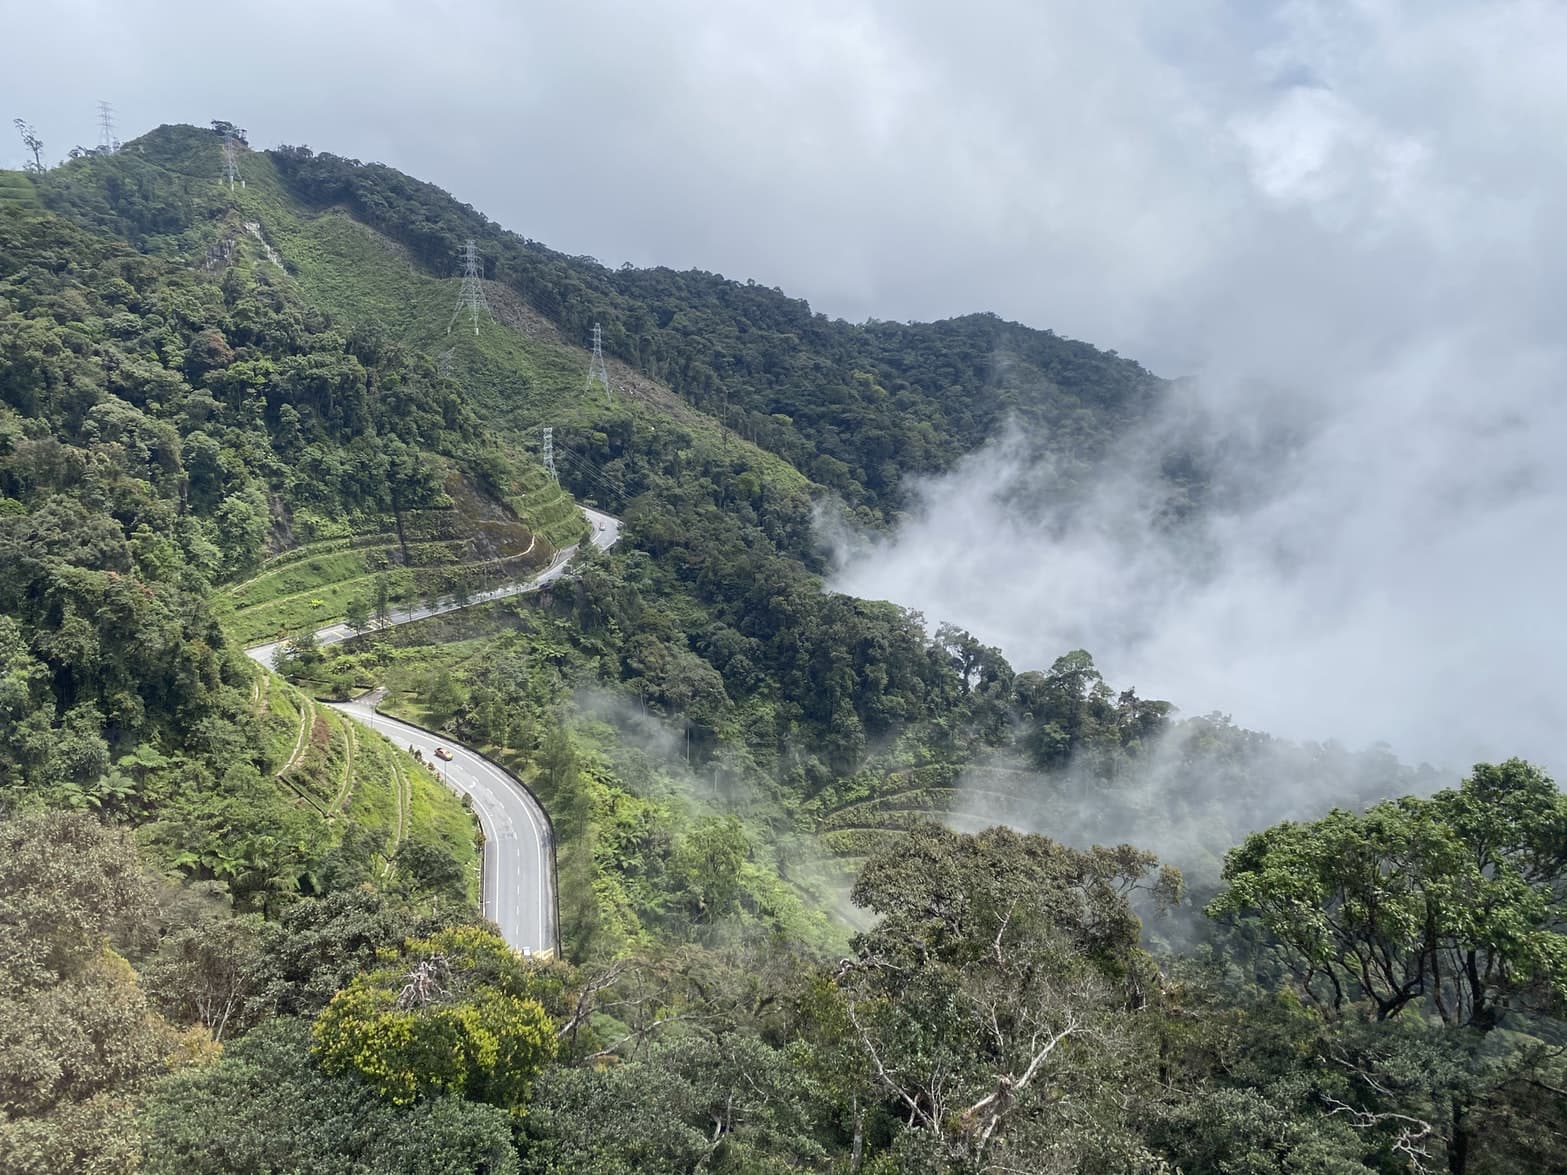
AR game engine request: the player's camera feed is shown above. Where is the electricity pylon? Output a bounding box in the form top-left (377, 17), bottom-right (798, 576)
top-left (542, 427), bottom-right (556, 480)
top-left (97, 101), bottom-right (118, 154)
top-left (222, 133), bottom-right (239, 188)
top-left (585, 322), bottom-right (612, 404)
top-left (448, 240), bottom-right (492, 336)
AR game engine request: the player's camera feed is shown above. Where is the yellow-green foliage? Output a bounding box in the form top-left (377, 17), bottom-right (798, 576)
top-left (0, 171), bottom-right (40, 209)
top-left (311, 925), bottom-right (557, 1109)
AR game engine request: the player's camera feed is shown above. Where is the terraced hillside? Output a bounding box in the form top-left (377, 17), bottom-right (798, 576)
top-left (0, 170), bottom-right (39, 209)
top-left (248, 660), bottom-right (479, 902)
top-left (223, 470), bottom-right (562, 645)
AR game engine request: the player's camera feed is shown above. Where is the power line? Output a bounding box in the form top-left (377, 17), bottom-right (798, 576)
top-left (585, 322), bottom-right (612, 404)
top-left (546, 432), bottom-right (619, 492)
top-left (555, 448), bottom-right (624, 503)
top-left (96, 101), bottom-right (118, 154)
top-left (222, 131), bottom-right (239, 189)
top-left (554, 448), bottom-right (614, 492)
top-left (448, 240), bottom-right (492, 336)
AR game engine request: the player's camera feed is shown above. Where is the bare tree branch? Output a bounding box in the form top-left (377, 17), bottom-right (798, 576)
top-left (845, 998), bottom-right (933, 1130)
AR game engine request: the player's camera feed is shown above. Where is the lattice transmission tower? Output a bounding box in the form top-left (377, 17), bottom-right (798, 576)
top-left (542, 427), bottom-right (556, 480)
top-left (221, 132), bottom-right (239, 188)
top-left (97, 101), bottom-right (118, 154)
top-left (448, 240), bottom-right (492, 336)
top-left (585, 322), bottom-right (612, 404)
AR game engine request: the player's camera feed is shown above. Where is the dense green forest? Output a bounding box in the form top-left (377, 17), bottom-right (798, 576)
top-left (265, 142), bottom-right (1177, 521)
top-left (1, 125), bottom-right (1563, 1172)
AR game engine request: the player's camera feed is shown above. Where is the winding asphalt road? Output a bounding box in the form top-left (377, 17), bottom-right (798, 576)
top-left (245, 507), bottom-right (620, 955)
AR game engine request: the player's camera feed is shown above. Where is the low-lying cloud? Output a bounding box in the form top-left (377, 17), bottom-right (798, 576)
top-left (831, 335), bottom-right (1567, 775)
top-left (820, 4), bottom-right (1567, 783)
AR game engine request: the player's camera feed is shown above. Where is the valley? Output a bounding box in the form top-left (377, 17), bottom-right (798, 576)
top-left (0, 116), bottom-right (1561, 1173)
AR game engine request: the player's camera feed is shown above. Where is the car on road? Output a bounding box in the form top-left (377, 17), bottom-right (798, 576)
top-left (435, 746), bottom-right (453, 761)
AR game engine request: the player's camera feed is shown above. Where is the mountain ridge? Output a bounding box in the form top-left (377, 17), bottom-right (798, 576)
top-left (40, 122), bottom-right (1174, 522)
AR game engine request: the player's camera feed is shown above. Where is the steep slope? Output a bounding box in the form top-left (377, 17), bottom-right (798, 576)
top-left (38, 123), bottom-right (1181, 522)
top-left (267, 142), bottom-right (1173, 519)
top-left (0, 191), bottom-right (490, 905)
top-left (33, 123), bottom-right (809, 515)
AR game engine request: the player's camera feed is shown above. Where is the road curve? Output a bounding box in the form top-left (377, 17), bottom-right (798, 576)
top-left (245, 507), bottom-right (620, 954)
top-left (247, 507), bottom-right (621, 668)
top-left (330, 697), bottom-right (555, 952)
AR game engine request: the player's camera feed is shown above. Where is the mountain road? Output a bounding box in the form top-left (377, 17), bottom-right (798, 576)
top-left (245, 507), bottom-right (620, 954)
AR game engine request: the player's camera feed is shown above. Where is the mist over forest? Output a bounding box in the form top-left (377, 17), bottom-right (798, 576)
top-left (5, 2), bottom-right (1567, 1171)
top-left (832, 258), bottom-right (1567, 782)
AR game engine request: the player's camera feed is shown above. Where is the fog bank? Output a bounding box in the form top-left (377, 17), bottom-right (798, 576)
top-left (824, 3), bottom-right (1567, 779)
top-left (831, 341), bottom-right (1567, 774)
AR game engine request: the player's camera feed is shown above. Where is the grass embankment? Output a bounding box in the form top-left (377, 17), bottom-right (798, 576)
top-left (221, 471), bottom-right (560, 646)
top-left (0, 170), bottom-right (40, 209)
top-left (248, 662), bottom-right (480, 905)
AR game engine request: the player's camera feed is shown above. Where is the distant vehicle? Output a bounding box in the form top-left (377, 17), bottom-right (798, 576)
top-left (435, 746), bottom-right (454, 762)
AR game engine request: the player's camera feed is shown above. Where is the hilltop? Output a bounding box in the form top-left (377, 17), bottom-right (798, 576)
top-left (42, 124), bottom-right (1177, 514)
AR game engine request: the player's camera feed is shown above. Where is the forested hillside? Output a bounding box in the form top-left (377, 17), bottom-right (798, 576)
top-left (2, 123), bottom-right (1563, 1172)
top-left (0, 195), bottom-right (509, 884)
top-left (264, 138), bottom-right (1175, 522)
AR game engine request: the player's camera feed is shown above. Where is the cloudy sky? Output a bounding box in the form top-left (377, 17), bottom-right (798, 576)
top-left (5, 0), bottom-right (1460, 364)
top-left (8, 1), bottom-right (1566, 772)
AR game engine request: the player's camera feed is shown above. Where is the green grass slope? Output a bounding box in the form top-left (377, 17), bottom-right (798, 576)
top-left (249, 663), bottom-right (480, 904)
top-left (0, 170), bottom-right (39, 209)
top-left (217, 152), bottom-right (810, 500)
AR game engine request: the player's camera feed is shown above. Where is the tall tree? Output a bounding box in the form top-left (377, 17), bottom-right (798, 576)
top-left (1209, 759), bottom-right (1567, 1171)
top-left (12, 118), bottom-right (43, 172)
top-left (832, 824), bottom-right (1180, 1170)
